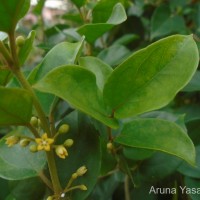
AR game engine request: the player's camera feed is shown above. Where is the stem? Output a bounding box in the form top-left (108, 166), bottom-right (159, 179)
top-left (107, 126), bottom-right (113, 141)
top-left (8, 32), bottom-right (62, 196)
top-left (38, 171), bottom-right (53, 191)
top-left (27, 123), bottom-right (40, 138)
top-left (0, 41), bottom-right (13, 66)
top-left (13, 69), bottom-right (50, 134)
top-left (63, 185), bottom-right (84, 193)
top-left (46, 151), bottom-right (62, 194)
top-left (124, 175), bottom-right (131, 200)
top-left (8, 33), bottom-right (19, 69)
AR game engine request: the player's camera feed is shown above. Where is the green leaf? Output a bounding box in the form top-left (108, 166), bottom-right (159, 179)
top-left (106, 2), bottom-right (127, 24)
top-left (79, 56), bottom-right (113, 91)
top-left (0, 70), bottom-right (12, 86)
top-left (150, 5), bottom-right (187, 40)
top-left (33, 65), bottom-right (119, 128)
top-left (123, 147), bottom-right (155, 160)
top-left (77, 24), bottom-right (113, 44)
top-left (115, 118), bottom-right (196, 166)
top-left (0, 178), bottom-right (9, 199)
top-left (135, 152), bottom-right (181, 182)
top-left (103, 35), bottom-right (199, 119)
top-left (92, 0), bottom-right (119, 23)
top-left (28, 38), bottom-right (84, 84)
top-left (98, 44), bottom-right (130, 66)
top-left (56, 112), bottom-right (101, 200)
top-left (77, 3), bottom-right (127, 43)
top-left (178, 146), bottom-right (200, 178)
top-left (0, 87), bottom-right (32, 126)
top-left (182, 71), bottom-right (200, 92)
top-left (186, 119), bottom-right (200, 145)
top-left (185, 176), bottom-right (200, 200)
top-left (28, 38), bottom-right (84, 115)
top-left (0, 131), bottom-right (46, 180)
top-left (71, 0), bottom-right (87, 8)
top-left (0, 0), bottom-right (30, 33)
top-left (9, 178), bottom-right (45, 200)
top-left (18, 31), bottom-right (36, 66)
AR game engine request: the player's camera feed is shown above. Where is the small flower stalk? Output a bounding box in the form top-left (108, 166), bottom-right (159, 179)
top-left (63, 165), bottom-right (88, 194)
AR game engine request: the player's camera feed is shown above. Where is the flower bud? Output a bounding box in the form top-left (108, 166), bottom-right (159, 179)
top-left (64, 139), bottom-right (74, 147)
top-left (58, 124), bottom-right (70, 134)
top-left (79, 185), bottom-right (87, 191)
top-left (19, 139), bottom-right (30, 147)
top-left (30, 116), bottom-right (38, 127)
top-left (55, 145), bottom-right (68, 159)
top-left (107, 142), bottom-right (114, 150)
top-left (29, 144), bottom-right (38, 153)
top-left (76, 166), bottom-right (87, 176)
top-left (46, 196), bottom-right (53, 200)
top-left (5, 135), bottom-right (20, 147)
top-left (16, 36), bottom-right (25, 47)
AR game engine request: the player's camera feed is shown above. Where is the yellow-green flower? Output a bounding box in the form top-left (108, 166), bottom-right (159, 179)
top-left (35, 133), bottom-right (54, 151)
top-left (5, 135), bottom-right (20, 147)
top-left (55, 145), bottom-right (68, 159)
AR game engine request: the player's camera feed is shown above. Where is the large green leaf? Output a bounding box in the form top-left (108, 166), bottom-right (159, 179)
top-left (33, 65), bottom-right (119, 128)
top-left (55, 112), bottom-right (101, 200)
top-left (79, 56), bottom-right (113, 91)
top-left (0, 0), bottom-right (30, 33)
top-left (0, 87), bottom-right (32, 125)
top-left (77, 3), bottom-right (127, 43)
top-left (103, 35), bottom-right (199, 119)
top-left (115, 118), bottom-right (196, 165)
top-left (0, 130), bottom-right (46, 180)
top-left (28, 38), bottom-right (84, 84)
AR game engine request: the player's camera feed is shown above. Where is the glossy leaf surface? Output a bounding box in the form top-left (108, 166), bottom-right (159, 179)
top-left (34, 65), bottom-right (119, 128)
top-left (104, 35), bottom-right (199, 119)
top-left (115, 118), bottom-right (196, 165)
top-left (79, 56), bottom-right (113, 91)
top-left (0, 88), bottom-right (32, 125)
top-left (29, 38), bottom-right (84, 84)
